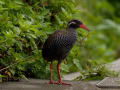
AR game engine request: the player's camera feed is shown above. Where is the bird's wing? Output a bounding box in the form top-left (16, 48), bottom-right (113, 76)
top-left (43, 30), bottom-right (66, 49)
top-left (42, 30), bottom-right (76, 60)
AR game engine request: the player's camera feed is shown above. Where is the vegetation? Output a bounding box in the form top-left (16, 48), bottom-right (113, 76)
top-left (0, 0), bottom-right (120, 81)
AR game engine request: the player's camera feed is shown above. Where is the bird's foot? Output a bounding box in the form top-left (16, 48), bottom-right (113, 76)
top-left (55, 80), bottom-right (71, 85)
top-left (49, 81), bottom-right (56, 84)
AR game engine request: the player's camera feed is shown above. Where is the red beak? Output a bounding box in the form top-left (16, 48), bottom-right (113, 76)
top-left (80, 24), bottom-right (89, 31)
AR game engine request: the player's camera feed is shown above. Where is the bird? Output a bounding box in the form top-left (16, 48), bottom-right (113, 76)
top-left (42, 19), bottom-right (89, 85)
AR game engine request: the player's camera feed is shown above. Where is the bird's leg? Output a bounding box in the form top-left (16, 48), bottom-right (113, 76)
top-left (55, 61), bottom-right (71, 85)
top-left (49, 61), bottom-right (55, 84)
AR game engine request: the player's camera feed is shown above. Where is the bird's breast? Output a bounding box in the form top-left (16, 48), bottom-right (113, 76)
top-left (61, 31), bottom-right (77, 49)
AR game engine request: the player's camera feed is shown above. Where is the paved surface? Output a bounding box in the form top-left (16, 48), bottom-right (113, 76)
top-left (0, 79), bottom-right (100, 90)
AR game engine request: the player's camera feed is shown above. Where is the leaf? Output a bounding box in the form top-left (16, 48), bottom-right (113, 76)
top-left (0, 1), bottom-right (5, 5)
top-left (55, 15), bottom-right (63, 25)
top-left (0, 74), bottom-right (6, 78)
top-left (61, 63), bottom-right (69, 72)
top-left (73, 59), bottom-right (82, 71)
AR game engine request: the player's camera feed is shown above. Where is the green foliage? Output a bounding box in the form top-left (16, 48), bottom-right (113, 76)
top-left (0, 0), bottom-right (120, 81)
top-left (77, 65), bottom-right (118, 81)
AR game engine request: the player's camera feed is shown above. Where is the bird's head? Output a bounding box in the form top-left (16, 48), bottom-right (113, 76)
top-left (67, 19), bottom-right (89, 31)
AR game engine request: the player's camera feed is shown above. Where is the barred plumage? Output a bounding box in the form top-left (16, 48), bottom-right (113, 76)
top-left (42, 29), bottom-right (77, 61)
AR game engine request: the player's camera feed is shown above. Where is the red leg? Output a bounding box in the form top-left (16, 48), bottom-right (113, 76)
top-left (49, 62), bottom-right (55, 84)
top-left (55, 61), bottom-right (71, 85)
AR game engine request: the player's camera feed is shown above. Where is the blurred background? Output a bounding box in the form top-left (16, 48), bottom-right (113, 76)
top-left (0, 0), bottom-right (120, 82)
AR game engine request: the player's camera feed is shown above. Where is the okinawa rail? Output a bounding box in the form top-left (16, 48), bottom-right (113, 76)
top-left (42, 19), bottom-right (89, 85)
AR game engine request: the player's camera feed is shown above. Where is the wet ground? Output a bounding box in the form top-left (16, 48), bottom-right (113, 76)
top-left (0, 79), bottom-right (100, 90)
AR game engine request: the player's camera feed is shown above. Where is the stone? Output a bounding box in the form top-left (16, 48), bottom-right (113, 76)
top-left (96, 77), bottom-right (120, 88)
top-left (105, 59), bottom-right (120, 72)
top-left (63, 72), bottom-right (81, 81)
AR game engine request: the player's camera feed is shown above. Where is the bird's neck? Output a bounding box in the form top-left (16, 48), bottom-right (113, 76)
top-left (66, 28), bottom-right (77, 38)
top-left (66, 27), bottom-right (76, 33)
top-left (66, 27), bottom-right (77, 43)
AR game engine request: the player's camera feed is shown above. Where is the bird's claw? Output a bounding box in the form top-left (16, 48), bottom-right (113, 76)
top-left (49, 81), bottom-right (56, 84)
